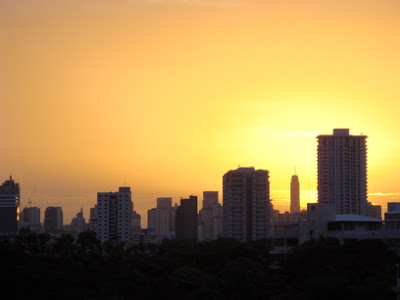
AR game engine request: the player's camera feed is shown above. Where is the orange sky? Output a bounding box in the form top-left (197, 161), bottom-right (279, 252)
top-left (1, 0), bottom-right (400, 225)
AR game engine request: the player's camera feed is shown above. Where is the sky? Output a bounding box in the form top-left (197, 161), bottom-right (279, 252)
top-left (1, 0), bottom-right (400, 225)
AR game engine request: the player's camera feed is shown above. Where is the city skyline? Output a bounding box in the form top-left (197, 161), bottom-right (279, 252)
top-left (2, 0), bottom-right (400, 224)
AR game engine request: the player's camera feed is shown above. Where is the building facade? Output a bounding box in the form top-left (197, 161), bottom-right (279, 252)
top-left (175, 195), bottom-right (198, 240)
top-left (317, 129), bottom-right (368, 215)
top-left (290, 174), bottom-right (300, 214)
top-left (198, 191), bottom-right (223, 241)
top-left (147, 197), bottom-right (175, 242)
top-left (68, 209), bottom-right (86, 234)
top-left (20, 207), bottom-right (41, 233)
top-left (96, 187), bottom-right (133, 243)
top-left (0, 176), bottom-right (20, 235)
top-left (223, 167), bottom-right (270, 242)
top-left (44, 206), bottom-right (63, 233)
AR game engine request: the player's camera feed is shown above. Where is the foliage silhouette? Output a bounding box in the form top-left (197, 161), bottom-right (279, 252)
top-left (0, 235), bottom-right (398, 299)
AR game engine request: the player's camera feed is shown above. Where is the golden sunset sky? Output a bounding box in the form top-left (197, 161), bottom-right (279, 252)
top-left (1, 0), bottom-right (400, 225)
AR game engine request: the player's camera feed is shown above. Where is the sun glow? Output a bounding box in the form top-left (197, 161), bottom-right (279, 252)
top-left (2, 0), bottom-right (400, 223)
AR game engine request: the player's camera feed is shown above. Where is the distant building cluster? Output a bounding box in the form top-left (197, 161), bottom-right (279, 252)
top-left (3, 128), bottom-right (400, 251)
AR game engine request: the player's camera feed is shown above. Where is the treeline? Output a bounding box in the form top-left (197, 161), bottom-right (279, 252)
top-left (0, 231), bottom-right (398, 300)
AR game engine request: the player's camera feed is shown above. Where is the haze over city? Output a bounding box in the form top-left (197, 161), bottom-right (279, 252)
top-left (2, 0), bottom-right (400, 224)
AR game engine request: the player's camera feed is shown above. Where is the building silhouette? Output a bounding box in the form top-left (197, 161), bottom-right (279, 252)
top-left (223, 167), bottom-right (270, 242)
top-left (317, 129), bottom-right (368, 215)
top-left (96, 187), bottom-right (133, 243)
top-left (175, 195), bottom-right (198, 240)
top-left (68, 209), bottom-right (86, 234)
top-left (385, 202), bottom-right (400, 230)
top-left (88, 205), bottom-right (98, 232)
top-left (20, 207), bottom-right (41, 233)
top-left (290, 174), bottom-right (300, 213)
top-left (147, 197), bottom-right (175, 242)
top-left (0, 176), bottom-right (20, 235)
top-left (198, 191), bottom-right (223, 241)
top-left (367, 202), bottom-right (382, 219)
top-left (132, 211), bottom-right (141, 232)
top-left (44, 206), bottom-right (63, 233)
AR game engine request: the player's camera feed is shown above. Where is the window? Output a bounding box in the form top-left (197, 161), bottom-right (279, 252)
top-left (344, 223), bottom-right (355, 230)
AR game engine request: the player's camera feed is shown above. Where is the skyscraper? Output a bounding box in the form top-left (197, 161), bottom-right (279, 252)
top-left (0, 176), bottom-right (20, 235)
top-left (223, 167), bottom-right (270, 242)
top-left (96, 187), bottom-right (133, 243)
top-left (68, 209), bottom-right (86, 233)
top-left (20, 207), bottom-right (41, 233)
top-left (44, 206), bottom-right (63, 233)
top-left (290, 174), bottom-right (300, 213)
top-left (147, 197), bottom-right (175, 241)
top-left (202, 191), bottom-right (218, 210)
top-left (198, 191), bottom-right (223, 241)
top-left (175, 195), bottom-right (198, 240)
top-left (317, 129), bottom-right (367, 215)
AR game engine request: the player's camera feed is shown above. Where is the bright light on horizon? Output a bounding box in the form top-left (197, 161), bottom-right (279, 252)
top-left (2, 0), bottom-right (400, 224)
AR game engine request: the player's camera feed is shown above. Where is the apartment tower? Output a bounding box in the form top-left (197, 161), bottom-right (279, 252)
top-left (0, 176), bottom-right (20, 235)
top-left (44, 207), bottom-right (63, 233)
top-left (198, 191), bottom-right (223, 241)
top-left (175, 195), bottom-right (198, 240)
top-left (97, 187), bottom-right (133, 243)
top-left (317, 129), bottom-right (367, 215)
top-left (223, 167), bottom-right (270, 242)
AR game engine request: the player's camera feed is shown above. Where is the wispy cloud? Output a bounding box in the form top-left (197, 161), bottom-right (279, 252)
top-left (144, 0), bottom-right (246, 8)
top-left (252, 128), bottom-right (320, 138)
top-left (369, 192), bottom-right (400, 196)
top-left (273, 131), bottom-right (320, 137)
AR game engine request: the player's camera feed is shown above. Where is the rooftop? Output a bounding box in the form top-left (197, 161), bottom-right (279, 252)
top-left (329, 214), bottom-right (382, 223)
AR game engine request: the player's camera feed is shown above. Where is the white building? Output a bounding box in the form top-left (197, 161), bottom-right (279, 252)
top-left (317, 129), bottom-right (368, 216)
top-left (198, 191), bottom-right (223, 241)
top-left (96, 187), bottom-right (133, 244)
top-left (147, 197), bottom-right (176, 242)
top-left (223, 167), bottom-right (270, 242)
top-left (68, 209), bottom-right (86, 234)
top-left (20, 207), bottom-right (41, 233)
top-left (299, 203), bottom-right (382, 245)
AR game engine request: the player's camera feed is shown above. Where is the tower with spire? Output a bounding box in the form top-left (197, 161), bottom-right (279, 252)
top-left (290, 169), bottom-right (300, 214)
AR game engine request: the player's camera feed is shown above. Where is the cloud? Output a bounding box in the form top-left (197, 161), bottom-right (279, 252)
top-left (143, 0), bottom-right (246, 8)
top-left (252, 128), bottom-right (320, 138)
top-left (369, 192), bottom-right (400, 196)
top-left (275, 132), bottom-right (320, 137)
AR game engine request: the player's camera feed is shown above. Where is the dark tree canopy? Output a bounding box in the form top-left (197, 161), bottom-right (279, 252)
top-left (0, 234), bottom-right (398, 300)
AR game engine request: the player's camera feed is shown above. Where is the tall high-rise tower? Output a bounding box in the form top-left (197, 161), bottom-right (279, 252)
top-left (317, 129), bottom-right (367, 215)
top-left (175, 195), bottom-right (198, 240)
top-left (147, 197), bottom-right (175, 241)
top-left (0, 176), bottom-right (20, 235)
top-left (198, 191), bottom-right (223, 241)
top-left (44, 207), bottom-right (63, 233)
top-left (97, 187), bottom-right (133, 243)
top-left (290, 174), bottom-right (300, 213)
top-left (223, 167), bottom-right (270, 242)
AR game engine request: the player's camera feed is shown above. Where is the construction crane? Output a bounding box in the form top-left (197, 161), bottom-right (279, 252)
top-left (27, 185), bottom-right (37, 207)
